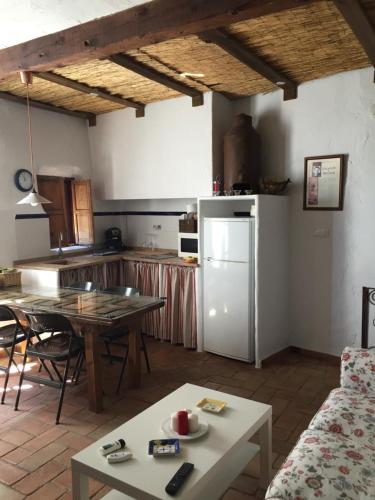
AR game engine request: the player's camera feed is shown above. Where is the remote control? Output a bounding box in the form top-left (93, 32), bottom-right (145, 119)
top-left (165, 462), bottom-right (194, 496)
top-left (107, 451), bottom-right (133, 463)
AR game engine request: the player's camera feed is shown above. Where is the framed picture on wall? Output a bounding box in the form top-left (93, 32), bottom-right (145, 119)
top-left (303, 154), bottom-right (345, 210)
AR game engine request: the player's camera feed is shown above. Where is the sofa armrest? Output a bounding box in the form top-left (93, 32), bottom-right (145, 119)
top-left (340, 347), bottom-right (375, 395)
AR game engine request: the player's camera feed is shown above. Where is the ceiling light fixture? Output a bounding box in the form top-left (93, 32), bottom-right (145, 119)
top-left (180, 72), bottom-right (205, 78)
top-left (17, 71), bottom-right (51, 207)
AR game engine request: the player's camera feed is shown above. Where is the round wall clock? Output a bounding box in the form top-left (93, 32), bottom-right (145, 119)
top-left (14, 169), bottom-right (33, 192)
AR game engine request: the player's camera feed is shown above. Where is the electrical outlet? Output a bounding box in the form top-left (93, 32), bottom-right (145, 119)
top-left (153, 224), bottom-right (162, 231)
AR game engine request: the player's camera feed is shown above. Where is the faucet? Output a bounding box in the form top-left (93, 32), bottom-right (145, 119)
top-left (57, 232), bottom-right (63, 258)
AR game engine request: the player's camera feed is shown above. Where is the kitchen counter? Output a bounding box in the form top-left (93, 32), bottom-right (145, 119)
top-left (14, 249), bottom-right (198, 271)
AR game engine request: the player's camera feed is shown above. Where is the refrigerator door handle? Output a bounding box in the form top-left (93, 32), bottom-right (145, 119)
top-left (205, 257), bottom-right (248, 264)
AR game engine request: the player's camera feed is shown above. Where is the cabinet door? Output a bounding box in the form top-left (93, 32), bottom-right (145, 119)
top-left (72, 180), bottom-right (94, 245)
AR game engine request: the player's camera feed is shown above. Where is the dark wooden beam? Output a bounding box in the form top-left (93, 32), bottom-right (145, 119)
top-left (108, 54), bottom-right (203, 106)
top-left (36, 71), bottom-right (145, 117)
top-left (333, 0), bottom-right (375, 78)
top-left (0, 0), bottom-right (319, 81)
top-left (0, 90), bottom-right (96, 126)
top-left (199, 28), bottom-right (297, 100)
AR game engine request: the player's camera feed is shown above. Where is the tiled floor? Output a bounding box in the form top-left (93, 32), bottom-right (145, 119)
top-left (0, 339), bottom-right (340, 499)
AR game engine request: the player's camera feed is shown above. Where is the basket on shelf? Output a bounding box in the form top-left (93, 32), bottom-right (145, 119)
top-left (0, 269), bottom-right (22, 288)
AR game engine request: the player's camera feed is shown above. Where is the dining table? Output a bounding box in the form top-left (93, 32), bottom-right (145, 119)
top-left (0, 286), bottom-right (165, 413)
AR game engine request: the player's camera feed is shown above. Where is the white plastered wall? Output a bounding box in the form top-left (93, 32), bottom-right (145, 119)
top-left (234, 67), bottom-right (375, 355)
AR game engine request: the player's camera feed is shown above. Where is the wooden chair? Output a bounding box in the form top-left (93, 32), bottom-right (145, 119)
top-left (14, 313), bottom-right (84, 424)
top-left (101, 286), bottom-right (151, 394)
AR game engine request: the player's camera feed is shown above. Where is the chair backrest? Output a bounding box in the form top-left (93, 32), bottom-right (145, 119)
top-left (104, 286), bottom-right (140, 297)
top-left (67, 282), bottom-right (102, 292)
top-left (25, 312), bottom-right (74, 336)
top-left (0, 305), bottom-right (18, 322)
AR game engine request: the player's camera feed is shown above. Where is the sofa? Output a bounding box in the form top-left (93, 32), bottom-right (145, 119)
top-left (265, 347), bottom-right (375, 499)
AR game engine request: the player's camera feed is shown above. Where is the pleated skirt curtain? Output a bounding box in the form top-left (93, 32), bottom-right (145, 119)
top-left (122, 261), bottom-right (197, 349)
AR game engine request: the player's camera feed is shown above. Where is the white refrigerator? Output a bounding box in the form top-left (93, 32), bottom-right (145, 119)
top-left (203, 217), bottom-right (255, 363)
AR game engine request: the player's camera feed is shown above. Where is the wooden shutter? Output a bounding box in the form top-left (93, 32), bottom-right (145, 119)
top-left (72, 179), bottom-right (95, 245)
top-left (37, 175), bottom-right (74, 248)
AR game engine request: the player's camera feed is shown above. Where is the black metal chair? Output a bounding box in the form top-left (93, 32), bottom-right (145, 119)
top-left (101, 286), bottom-right (151, 394)
top-left (0, 306), bottom-right (28, 405)
top-left (14, 313), bottom-right (84, 424)
top-left (66, 282), bottom-right (102, 292)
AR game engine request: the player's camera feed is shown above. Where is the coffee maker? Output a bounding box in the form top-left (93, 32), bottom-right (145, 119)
top-left (105, 227), bottom-right (125, 251)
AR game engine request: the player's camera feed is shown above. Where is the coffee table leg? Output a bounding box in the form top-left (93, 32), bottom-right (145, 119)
top-left (259, 416), bottom-right (272, 489)
top-left (127, 319), bottom-right (141, 388)
top-left (84, 326), bottom-right (103, 413)
top-left (72, 463), bottom-right (88, 500)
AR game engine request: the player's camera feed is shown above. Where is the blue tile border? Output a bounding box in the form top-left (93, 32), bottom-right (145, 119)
top-left (16, 210), bottom-right (186, 220)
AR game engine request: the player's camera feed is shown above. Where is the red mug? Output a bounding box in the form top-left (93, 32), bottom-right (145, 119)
top-left (176, 410), bottom-right (189, 435)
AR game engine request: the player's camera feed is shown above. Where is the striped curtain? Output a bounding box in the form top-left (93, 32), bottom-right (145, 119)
top-left (122, 261), bottom-right (197, 348)
top-left (160, 265), bottom-right (197, 349)
top-left (59, 264), bottom-right (105, 287)
top-left (123, 261), bottom-right (161, 338)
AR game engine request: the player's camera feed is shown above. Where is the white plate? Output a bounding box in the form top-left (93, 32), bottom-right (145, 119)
top-left (161, 417), bottom-right (209, 440)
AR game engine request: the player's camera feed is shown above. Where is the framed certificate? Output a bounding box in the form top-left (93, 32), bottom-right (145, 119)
top-left (303, 154), bottom-right (345, 210)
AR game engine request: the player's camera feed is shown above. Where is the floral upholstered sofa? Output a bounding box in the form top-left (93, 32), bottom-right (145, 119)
top-left (265, 347), bottom-right (375, 499)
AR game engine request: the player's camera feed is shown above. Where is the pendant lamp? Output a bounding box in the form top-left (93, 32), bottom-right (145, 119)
top-left (17, 71), bottom-right (51, 207)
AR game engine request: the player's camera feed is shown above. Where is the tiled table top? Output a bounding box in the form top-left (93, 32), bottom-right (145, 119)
top-left (0, 287), bottom-right (164, 325)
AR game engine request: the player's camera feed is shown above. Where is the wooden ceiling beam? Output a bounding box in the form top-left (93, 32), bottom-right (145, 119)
top-left (199, 28), bottom-right (298, 100)
top-left (332, 0), bottom-right (375, 80)
top-left (108, 54), bottom-right (203, 106)
top-left (36, 71), bottom-right (145, 117)
top-left (0, 90), bottom-right (96, 125)
top-left (0, 0), bottom-right (319, 81)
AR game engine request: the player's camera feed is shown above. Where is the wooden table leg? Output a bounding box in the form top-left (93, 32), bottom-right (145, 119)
top-left (259, 416), bottom-right (272, 489)
top-left (84, 326), bottom-right (103, 413)
top-left (127, 318), bottom-right (142, 389)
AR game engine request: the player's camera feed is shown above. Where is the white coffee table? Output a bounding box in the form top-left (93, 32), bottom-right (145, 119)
top-left (71, 383), bottom-right (272, 500)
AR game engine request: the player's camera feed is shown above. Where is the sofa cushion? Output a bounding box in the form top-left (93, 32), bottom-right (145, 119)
top-left (265, 429), bottom-right (375, 499)
top-left (308, 388), bottom-right (375, 449)
top-left (340, 347), bottom-right (375, 396)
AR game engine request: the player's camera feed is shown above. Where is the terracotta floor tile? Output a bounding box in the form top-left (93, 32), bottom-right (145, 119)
top-left (2, 430), bottom-right (33, 447)
top-left (0, 460), bottom-right (28, 485)
top-left (53, 447), bottom-right (77, 467)
top-left (56, 431), bottom-right (94, 451)
top-left (13, 460), bottom-right (65, 495)
top-left (23, 426), bottom-right (68, 452)
top-left (27, 480), bottom-right (67, 500)
top-left (0, 439), bottom-right (17, 457)
top-left (0, 482), bottom-right (25, 500)
top-left (3, 447), bottom-right (34, 465)
top-left (0, 339), bottom-right (340, 500)
top-left (18, 442), bottom-right (67, 472)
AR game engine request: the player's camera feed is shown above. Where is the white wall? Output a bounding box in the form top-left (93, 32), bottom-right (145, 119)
top-left (89, 94), bottom-right (213, 200)
top-left (234, 67), bottom-right (375, 355)
top-left (0, 99), bottom-right (94, 265)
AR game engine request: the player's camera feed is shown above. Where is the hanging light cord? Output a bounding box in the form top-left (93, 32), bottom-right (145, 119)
top-left (26, 83), bottom-right (35, 188)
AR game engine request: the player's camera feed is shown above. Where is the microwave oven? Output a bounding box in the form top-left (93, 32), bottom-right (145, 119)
top-left (178, 232), bottom-right (199, 258)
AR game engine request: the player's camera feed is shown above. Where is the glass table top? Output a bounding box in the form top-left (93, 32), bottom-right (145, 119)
top-left (0, 287), bottom-right (164, 323)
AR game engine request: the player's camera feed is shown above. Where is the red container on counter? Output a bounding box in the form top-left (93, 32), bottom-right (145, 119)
top-left (176, 410), bottom-right (189, 435)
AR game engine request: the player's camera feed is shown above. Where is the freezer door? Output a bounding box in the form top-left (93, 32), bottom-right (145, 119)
top-left (203, 259), bottom-right (253, 362)
top-left (203, 218), bottom-right (251, 262)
